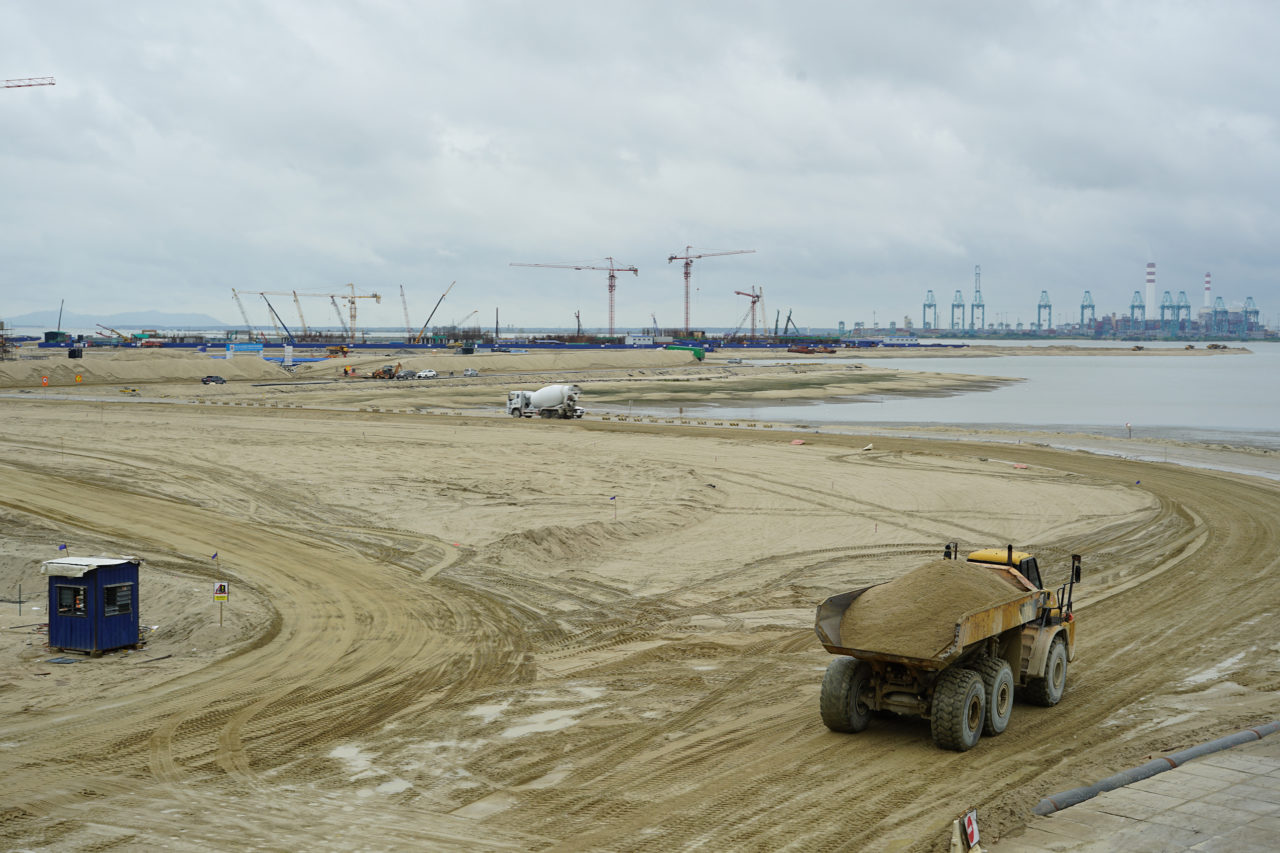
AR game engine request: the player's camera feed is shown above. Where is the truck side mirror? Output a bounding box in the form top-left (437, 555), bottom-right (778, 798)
top-left (1071, 554), bottom-right (1082, 582)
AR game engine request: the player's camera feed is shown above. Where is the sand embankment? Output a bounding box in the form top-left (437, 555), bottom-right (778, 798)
top-left (0, 346), bottom-right (289, 387)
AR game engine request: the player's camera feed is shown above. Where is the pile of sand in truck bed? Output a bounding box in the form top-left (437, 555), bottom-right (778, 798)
top-left (838, 559), bottom-right (1028, 660)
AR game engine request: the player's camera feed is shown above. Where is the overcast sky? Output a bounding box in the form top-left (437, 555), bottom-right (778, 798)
top-left (4, 1), bottom-right (1279, 332)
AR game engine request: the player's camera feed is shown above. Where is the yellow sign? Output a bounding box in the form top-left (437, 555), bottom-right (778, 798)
top-left (75, 374), bottom-right (82, 383)
top-left (213, 581), bottom-right (229, 602)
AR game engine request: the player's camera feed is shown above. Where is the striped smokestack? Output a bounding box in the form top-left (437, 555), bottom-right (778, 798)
top-left (1146, 262), bottom-right (1156, 312)
top-left (1204, 272), bottom-right (1212, 308)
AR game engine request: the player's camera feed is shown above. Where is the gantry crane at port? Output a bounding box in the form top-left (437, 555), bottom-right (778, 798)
top-left (1080, 291), bottom-right (1096, 329)
top-left (970, 265), bottom-right (985, 331)
top-left (3, 77), bottom-right (55, 89)
top-left (510, 258), bottom-right (638, 337)
top-left (667, 247), bottom-right (755, 334)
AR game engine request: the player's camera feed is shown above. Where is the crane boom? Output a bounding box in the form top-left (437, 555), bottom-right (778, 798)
top-left (3, 77), bottom-right (55, 89)
top-left (400, 285), bottom-right (412, 340)
top-left (330, 297), bottom-right (351, 338)
top-left (510, 258), bottom-right (637, 337)
top-left (231, 288), bottom-right (264, 343)
top-left (415, 281), bottom-right (455, 343)
top-left (667, 247), bottom-right (755, 334)
top-left (260, 294), bottom-right (296, 344)
top-left (343, 283), bottom-right (381, 342)
top-left (292, 291), bottom-right (309, 336)
top-left (732, 286), bottom-right (764, 340)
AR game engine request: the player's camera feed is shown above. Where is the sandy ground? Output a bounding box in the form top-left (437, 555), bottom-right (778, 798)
top-left (1, 347), bottom-right (1277, 851)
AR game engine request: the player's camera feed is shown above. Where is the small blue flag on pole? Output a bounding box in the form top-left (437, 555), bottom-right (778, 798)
top-left (211, 552), bottom-right (218, 560)
top-left (58, 544), bottom-right (67, 551)
top-left (610, 496), bottom-right (616, 501)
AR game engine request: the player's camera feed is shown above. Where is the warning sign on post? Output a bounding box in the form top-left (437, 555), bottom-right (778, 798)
top-left (963, 810), bottom-right (980, 847)
top-left (213, 582), bottom-right (229, 602)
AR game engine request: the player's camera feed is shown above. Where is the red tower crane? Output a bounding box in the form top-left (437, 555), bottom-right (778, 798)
top-left (3, 77), bottom-right (56, 89)
top-left (510, 257), bottom-right (638, 337)
top-left (667, 246), bottom-right (755, 334)
top-left (732, 286), bottom-right (764, 341)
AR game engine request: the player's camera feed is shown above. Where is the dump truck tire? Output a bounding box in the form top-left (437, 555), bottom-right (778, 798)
top-left (974, 656), bottom-right (1015, 735)
top-left (1025, 635), bottom-right (1068, 707)
top-left (820, 657), bottom-right (873, 733)
top-left (931, 668), bottom-right (985, 751)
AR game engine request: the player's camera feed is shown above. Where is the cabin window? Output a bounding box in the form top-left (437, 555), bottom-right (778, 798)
top-left (104, 583), bottom-right (133, 616)
top-left (57, 585), bottom-right (87, 617)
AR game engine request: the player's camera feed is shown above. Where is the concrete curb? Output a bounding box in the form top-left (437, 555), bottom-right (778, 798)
top-left (1033, 720), bottom-right (1280, 816)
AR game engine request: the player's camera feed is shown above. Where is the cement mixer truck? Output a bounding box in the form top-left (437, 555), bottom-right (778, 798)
top-left (507, 384), bottom-right (585, 419)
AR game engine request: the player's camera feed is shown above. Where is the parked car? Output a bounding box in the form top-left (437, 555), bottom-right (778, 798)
top-left (462, 368), bottom-right (479, 377)
top-left (201, 375), bottom-right (226, 384)
top-left (416, 369), bottom-right (439, 379)
top-left (395, 370), bottom-right (417, 380)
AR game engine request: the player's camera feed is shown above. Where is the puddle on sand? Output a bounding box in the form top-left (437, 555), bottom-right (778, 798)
top-left (467, 700), bottom-right (511, 724)
top-left (452, 791), bottom-right (519, 819)
top-left (514, 768), bottom-right (572, 790)
top-left (329, 744), bottom-right (375, 774)
top-left (501, 705), bottom-right (603, 738)
top-left (375, 778), bottom-right (412, 794)
top-left (1181, 651), bottom-right (1248, 686)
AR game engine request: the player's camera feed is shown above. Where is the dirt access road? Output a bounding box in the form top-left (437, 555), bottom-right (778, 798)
top-left (1, 399), bottom-right (1277, 851)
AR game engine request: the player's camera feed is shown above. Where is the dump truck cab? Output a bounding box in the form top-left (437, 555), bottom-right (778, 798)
top-left (962, 544), bottom-right (1043, 590)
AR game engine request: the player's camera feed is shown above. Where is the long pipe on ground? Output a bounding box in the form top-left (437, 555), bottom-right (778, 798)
top-left (1033, 720), bottom-right (1280, 816)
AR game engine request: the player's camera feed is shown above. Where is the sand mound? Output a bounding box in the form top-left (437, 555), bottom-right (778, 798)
top-left (292, 347), bottom-right (698, 378)
top-left (0, 348), bottom-right (288, 388)
top-left (838, 559), bottom-right (1027, 660)
top-left (486, 520), bottom-right (620, 566)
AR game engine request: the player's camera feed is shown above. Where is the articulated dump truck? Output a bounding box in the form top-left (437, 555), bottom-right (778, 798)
top-left (814, 544), bottom-right (1080, 751)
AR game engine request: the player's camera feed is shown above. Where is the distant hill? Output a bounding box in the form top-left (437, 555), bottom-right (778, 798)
top-left (2, 310), bottom-right (233, 330)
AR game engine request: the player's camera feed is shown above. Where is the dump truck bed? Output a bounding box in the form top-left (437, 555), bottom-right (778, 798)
top-left (815, 559), bottom-right (1049, 670)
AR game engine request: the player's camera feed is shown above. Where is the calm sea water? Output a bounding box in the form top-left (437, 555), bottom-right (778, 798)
top-left (655, 340), bottom-right (1280, 450)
